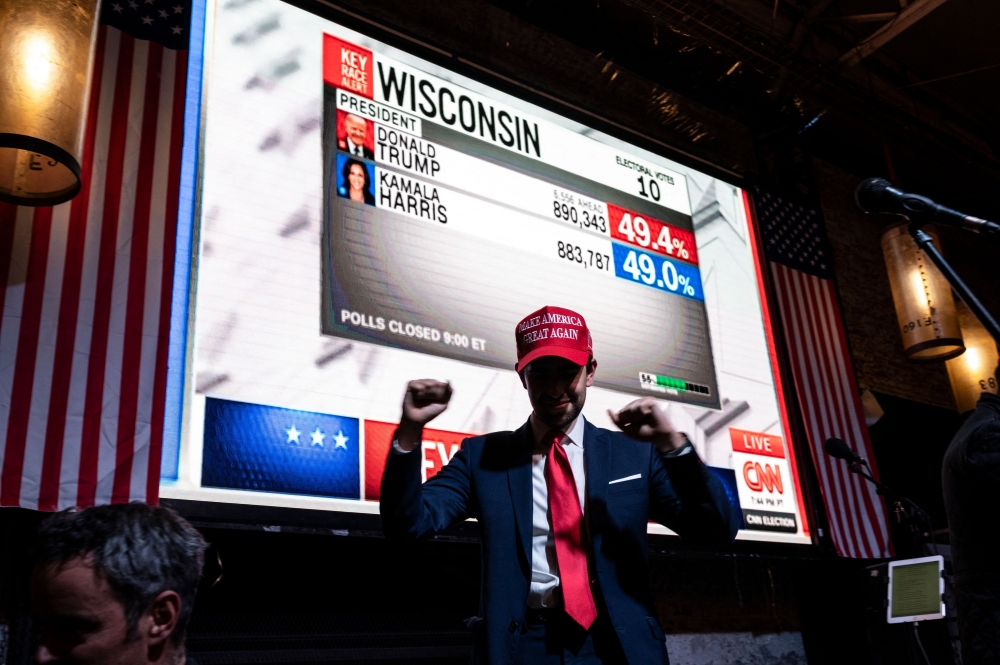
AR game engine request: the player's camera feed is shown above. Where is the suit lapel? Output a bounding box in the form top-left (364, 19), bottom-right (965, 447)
top-left (584, 420), bottom-right (609, 555)
top-left (507, 420), bottom-right (534, 572)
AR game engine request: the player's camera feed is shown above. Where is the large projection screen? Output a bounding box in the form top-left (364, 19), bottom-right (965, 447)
top-left (161, 0), bottom-right (811, 545)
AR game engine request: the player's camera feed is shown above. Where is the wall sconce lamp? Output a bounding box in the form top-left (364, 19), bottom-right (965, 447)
top-left (881, 223), bottom-right (964, 362)
top-left (0, 0), bottom-right (101, 206)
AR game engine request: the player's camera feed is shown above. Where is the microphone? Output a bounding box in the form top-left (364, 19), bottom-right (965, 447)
top-left (855, 178), bottom-right (1000, 238)
top-left (824, 437), bottom-right (867, 466)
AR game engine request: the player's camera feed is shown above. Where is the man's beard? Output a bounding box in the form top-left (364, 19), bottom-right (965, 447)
top-left (537, 397), bottom-right (584, 431)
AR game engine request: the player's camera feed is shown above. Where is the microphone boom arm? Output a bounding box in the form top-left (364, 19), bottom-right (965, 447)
top-left (909, 225), bottom-right (1000, 346)
top-left (842, 456), bottom-right (936, 553)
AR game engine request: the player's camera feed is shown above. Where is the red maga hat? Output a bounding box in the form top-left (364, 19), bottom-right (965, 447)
top-left (514, 306), bottom-right (592, 373)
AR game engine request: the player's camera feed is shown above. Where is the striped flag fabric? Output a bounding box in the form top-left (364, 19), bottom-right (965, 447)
top-left (753, 188), bottom-right (893, 559)
top-left (0, 0), bottom-right (191, 510)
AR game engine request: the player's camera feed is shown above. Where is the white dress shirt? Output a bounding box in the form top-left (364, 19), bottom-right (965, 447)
top-left (346, 137), bottom-right (365, 156)
top-left (528, 413), bottom-right (587, 609)
top-left (524, 416), bottom-right (691, 608)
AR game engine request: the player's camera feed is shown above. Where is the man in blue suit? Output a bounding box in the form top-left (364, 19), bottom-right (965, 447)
top-left (381, 306), bottom-right (740, 664)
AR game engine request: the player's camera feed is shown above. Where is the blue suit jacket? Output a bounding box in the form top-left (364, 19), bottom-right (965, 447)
top-left (380, 418), bottom-right (740, 664)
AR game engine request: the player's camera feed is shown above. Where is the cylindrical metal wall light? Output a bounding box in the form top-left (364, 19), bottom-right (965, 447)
top-left (0, 0), bottom-right (101, 206)
top-left (881, 223), bottom-right (964, 362)
top-left (946, 301), bottom-right (999, 414)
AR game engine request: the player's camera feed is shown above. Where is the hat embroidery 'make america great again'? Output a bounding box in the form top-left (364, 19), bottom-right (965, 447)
top-left (514, 306), bottom-right (593, 372)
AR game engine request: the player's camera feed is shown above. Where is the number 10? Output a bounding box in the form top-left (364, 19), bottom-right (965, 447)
top-left (637, 176), bottom-right (661, 202)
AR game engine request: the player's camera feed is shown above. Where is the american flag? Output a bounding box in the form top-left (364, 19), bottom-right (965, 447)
top-left (0, 0), bottom-right (192, 509)
top-left (754, 188), bottom-right (893, 559)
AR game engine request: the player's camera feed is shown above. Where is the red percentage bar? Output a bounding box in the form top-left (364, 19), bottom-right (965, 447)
top-left (607, 203), bottom-right (698, 266)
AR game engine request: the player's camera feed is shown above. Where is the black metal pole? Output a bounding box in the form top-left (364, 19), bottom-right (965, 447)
top-left (909, 225), bottom-right (1000, 345)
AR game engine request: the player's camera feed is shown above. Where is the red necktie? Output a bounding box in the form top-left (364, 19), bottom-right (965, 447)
top-left (543, 429), bottom-right (598, 630)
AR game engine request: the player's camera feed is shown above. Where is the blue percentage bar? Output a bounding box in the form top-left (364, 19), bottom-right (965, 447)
top-left (611, 242), bottom-right (704, 302)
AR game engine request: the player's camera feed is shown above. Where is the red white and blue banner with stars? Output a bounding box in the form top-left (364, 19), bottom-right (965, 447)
top-left (753, 188), bottom-right (892, 558)
top-left (201, 398), bottom-right (360, 499)
top-left (0, 0), bottom-right (192, 509)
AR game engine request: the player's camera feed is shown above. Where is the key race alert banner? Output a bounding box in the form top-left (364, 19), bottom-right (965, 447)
top-left (324, 35), bottom-right (373, 98)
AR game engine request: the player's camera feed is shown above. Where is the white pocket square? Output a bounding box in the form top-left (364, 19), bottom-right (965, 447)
top-left (608, 473), bottom-right (641, 485)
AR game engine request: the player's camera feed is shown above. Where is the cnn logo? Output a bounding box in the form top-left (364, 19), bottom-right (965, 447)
top-left (743, 461), bottom-right (783, 494)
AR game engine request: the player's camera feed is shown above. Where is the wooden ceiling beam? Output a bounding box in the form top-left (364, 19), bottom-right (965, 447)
top-left (838, 0), bottom-right (950, 66)
top-left (815, 12), bottom-right (897, 23)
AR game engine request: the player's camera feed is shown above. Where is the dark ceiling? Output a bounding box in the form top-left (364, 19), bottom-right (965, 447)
top-left (487, 0), bottom-right (1000, 216)
top-left (719, 0), bottom-right (1000, 158)
top-left (833, 0), bottom-right (1000, 127)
